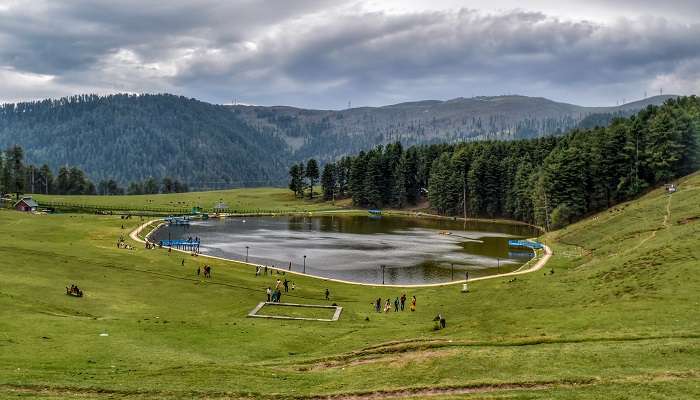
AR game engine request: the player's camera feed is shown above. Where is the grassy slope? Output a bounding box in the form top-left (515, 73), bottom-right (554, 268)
top-left (30, 188), bottom-right (348, 213)
top-left (0, 173), bottom-right (699, 399)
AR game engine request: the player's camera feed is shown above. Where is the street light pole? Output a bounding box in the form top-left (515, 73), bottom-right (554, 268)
top-left (451, 263), bottom-right (454, 281)
top-left (303, 255), bottom-right (307, 274)
top-left (381, 265), bottom-right (385, 285)
top-left (245, 246), bottom-right (249, 262)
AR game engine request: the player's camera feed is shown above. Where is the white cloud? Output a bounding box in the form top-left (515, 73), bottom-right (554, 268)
top-left (0, 1), bottom-right (698, 108)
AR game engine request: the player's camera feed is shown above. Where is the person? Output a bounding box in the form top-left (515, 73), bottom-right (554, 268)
top-left (275, 279), bottom-right (282, 290)
top-left (266, 287), bottom-right (272, 302)
top-left (181, 259), bottom-right (185, 266)
top-left (264, 266), bottom-right (268, 275)
top-left (325, 288), bottom-right (330, 300)
top-left (284, 279), bottom-right (289, 293)
top-left (410, 296), bottom-right (416, 312)
top-left (291, 282), bottom-right (295, 290)
top-left (384, 299), bottom-right (391, 313)
top-left (400, 293), bottom-right (406, 311)
top-left (197, 267), bottom-right (200, 276)
top-left (394, 297), bottom-right (399, 312)
top-left (255, 266), bottom-right (260, 276)
top-left (440, 314), bottom-right (446, 329)
top-left (375, 298), bottom-right (381, 313)
top-left (275, 289), bottom-right (282, 303)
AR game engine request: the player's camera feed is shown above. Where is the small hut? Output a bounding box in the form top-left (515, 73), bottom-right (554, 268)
top-left (14, 196), bottom-right (38, 212)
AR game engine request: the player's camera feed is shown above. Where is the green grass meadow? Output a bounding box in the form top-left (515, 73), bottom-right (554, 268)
top-left (1, 173), bottom-right (699, 398)
top-left (31, 187), bottom-right (348, 214)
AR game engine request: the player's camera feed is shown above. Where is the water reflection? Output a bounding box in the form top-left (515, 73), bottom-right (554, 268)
top-left (152, 215), bottom-right (539, 284)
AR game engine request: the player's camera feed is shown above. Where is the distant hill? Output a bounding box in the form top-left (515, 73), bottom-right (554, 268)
top-left (0, 93), bottom-right (677, 188)
top-left (0, 94), bottom-right (291, 189)
top-left (231, 95), bottom-right (676, 161)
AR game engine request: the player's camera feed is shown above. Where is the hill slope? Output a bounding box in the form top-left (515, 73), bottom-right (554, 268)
top-left (0, 93), bottom-right (676, 188)
top-left (0, 94), bottom-right (291, 188)
top-left (232, 94), bottom-right (676, 160)
top-left (0, 172), bottom-right (698, 398)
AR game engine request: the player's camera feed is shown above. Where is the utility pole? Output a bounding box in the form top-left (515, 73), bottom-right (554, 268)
top-left (245, 246), bottom-right (249, 262)
top-left (451, 263), bottom-right (454, 281)
top-left (381, 265), bottom-right (386, 285)
top-left (303, 255), bottom-right (307, 274)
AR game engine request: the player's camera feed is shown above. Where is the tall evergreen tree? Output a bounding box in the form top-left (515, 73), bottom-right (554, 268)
top-left (305, 159), bottom-right (320, 199)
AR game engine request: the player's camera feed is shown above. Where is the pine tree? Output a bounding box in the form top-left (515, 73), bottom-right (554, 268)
top-left (305, 159), bottom-right (320, 199)
top-left (321, 163), bottom-right (337, 201)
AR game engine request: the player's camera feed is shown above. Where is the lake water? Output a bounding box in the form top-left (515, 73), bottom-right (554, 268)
top-left (151, 214), bottom-right (539, 285)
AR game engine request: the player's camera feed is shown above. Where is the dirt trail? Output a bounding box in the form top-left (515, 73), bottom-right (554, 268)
top-left (625, 192), bottom-right (672, 254)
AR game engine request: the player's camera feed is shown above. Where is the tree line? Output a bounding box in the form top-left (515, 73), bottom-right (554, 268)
top-left (0, 145), bottom-right (189, 197)
top-left (299, 97), bottom-right (699, 229)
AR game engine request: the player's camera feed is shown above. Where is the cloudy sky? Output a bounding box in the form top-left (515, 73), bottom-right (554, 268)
top-left (0, 0), bottom-right (699, 108)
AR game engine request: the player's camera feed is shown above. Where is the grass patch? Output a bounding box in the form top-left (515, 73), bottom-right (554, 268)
top-left (255, 303), bottom-right (340, 321)
top-left (0, 172), bottom-right (698, 397)
top-left (31, 187), bottom-right (345, 214)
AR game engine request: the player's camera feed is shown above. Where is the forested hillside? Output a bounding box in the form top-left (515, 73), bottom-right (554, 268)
top-left (316, 97), bottom-right (700, 228)
top-left (0, 93), bottom-right (675, 189)
top-left (0, 94), bottom-right (290, 189)
top-left (234, 95), bottom-right (675, 163)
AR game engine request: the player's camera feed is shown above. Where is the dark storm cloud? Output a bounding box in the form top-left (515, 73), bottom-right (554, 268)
top-left (0, 1), bottom-right (698, 107)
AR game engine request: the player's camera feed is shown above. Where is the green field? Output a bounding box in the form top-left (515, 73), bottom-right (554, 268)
top-left (255, 303), bottom-right (339, 320)
top-left (30, 187), bottom-right (348, 214)
top-left (1, 173), bottom-right (699, 398)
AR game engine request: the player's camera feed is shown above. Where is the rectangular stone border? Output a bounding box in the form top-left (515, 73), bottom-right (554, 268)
top-left (247, 302), bottom-right (342, 322)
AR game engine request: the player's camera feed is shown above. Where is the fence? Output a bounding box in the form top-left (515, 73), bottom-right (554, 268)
top-left (39, 200), bottom-right (340, 216)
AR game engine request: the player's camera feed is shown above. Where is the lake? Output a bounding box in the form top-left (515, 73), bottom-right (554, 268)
top-left (151, 214), bottom-right (539, 285)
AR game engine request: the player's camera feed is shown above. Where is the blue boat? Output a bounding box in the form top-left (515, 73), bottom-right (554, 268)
top-left (508, 239), bottom-right (544, 250)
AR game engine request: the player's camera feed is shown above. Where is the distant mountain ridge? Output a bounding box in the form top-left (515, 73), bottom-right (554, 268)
top-left (0, 93), bottom-right (678, 189)
top-left (231, 94), bottom-right (676, 161)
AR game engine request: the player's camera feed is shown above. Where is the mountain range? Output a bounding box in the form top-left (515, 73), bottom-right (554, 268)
top-left (0, 93), bottom-right (676, 189)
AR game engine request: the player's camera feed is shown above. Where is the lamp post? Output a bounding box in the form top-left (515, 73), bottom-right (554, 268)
top-left (451, 263), bottom-right (454, 281)
top-left (381, 265), bottom-right (386, 285)
top-left (497, 258), bottom-right (500, 273)
top-left (303, 255), bottom-right (307, 274)
top-left (245, 246), bottom-right (249, 263)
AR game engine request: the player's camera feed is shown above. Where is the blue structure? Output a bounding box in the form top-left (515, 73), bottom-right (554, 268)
top-left (508, 239), bottom-right (544, 250)
top-left (165, 216), bottom-right (191, 226)
top-left (159, 239), bottom-right (200, 252)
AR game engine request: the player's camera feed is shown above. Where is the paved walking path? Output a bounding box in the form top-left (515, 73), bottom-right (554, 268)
top-left (130, 218), bottom-right (552, 288)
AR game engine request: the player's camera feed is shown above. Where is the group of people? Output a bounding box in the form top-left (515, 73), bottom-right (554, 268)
top-left (65, 284), bottom-right (83, 297)
top-left (265, 277), bottom-right (297, 302)
top-left (255, 265), bottom-right (288, 277)
top-left (374, 294), bottom-right (416, 313)
top-left (197, 264), bottom-right (213, 278)
top-left (116, 236), bottom-right (134, 250)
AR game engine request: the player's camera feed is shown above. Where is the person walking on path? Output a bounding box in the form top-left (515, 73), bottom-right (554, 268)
top-left (325, 288), bottom-right (330, 300)
top-left (400, 293), bottom-right (406, 311)
top-left (410, 296), bottom-right (416, 312)
top-left (266, 287), bottom-right (272, 302)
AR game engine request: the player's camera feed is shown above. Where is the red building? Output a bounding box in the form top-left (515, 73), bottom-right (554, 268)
top-left (14, 196), bottom-right (39, 212)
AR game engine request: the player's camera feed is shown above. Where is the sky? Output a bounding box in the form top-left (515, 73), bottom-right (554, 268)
top-left (0, 0), bottom-right (699, 109)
